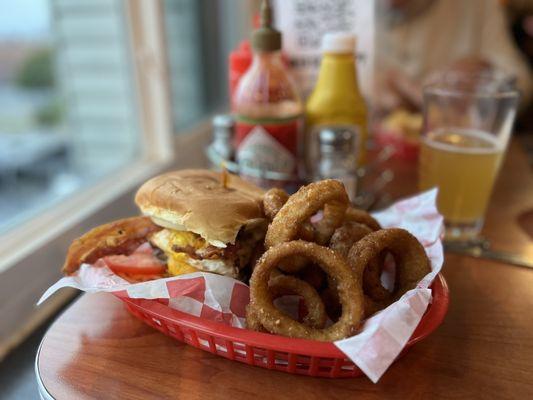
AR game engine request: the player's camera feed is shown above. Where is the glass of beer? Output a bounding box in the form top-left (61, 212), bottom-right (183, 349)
top-left (419, 72), bottom-right (519, 242)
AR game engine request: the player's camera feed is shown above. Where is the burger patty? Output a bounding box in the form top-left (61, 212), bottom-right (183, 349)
top-left (150, 221), bottom-right (266, 274)
top-left (171, 233), bottom-right (260, 272)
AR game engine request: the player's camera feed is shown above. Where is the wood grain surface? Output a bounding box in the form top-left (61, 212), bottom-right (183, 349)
top-left (36, 140), bottom-right (533, 399)
top-left (36, 256), bottom-right (533, 400)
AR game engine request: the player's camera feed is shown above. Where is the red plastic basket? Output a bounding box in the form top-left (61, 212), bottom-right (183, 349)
top-left (118, 273), bottom-right (449, 378)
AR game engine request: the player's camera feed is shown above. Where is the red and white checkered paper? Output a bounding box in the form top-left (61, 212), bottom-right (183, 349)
top-left (39, 189), bottom-right (444, 383)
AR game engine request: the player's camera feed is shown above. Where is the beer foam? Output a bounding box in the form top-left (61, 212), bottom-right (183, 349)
top-left (423, 128), bottom-right (504, 154)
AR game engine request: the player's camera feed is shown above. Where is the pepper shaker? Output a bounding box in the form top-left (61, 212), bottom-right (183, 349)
top-left (316, 127), bottom-right (359, 201)
top-left (210, 114), bottom-right (234, 168)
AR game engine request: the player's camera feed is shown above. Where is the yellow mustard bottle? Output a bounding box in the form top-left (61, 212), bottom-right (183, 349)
top-left (306, 32), bottom-right (368, 173)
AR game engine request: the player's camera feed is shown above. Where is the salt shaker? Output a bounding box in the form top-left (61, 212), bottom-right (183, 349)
top-left (210, 115), bottom-right (234, 168)
top-left (316, 127), bottom-right (358, 201)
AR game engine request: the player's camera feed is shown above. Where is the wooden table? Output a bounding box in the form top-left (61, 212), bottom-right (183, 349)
top-left (35, 140), bottom-right (533, 399)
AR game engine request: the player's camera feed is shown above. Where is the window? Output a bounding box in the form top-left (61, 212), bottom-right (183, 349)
top-left (0, 0), bottom-right (253, 233)
top-left (163, 0), bottom-right (254, 129)
top-left (0, 0), bottom-right (69, 233)
top-left (0, 0), bottom-right (254, 358)
top-left (0, 0), bottom-right (145, 235)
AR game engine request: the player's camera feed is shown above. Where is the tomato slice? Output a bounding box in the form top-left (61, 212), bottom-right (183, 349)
top-left (103, 253), bottom-right (166, 275)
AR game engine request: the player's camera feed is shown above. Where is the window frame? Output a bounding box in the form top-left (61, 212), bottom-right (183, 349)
top-left (0, 0), bottom-right (256, 361)
top-left (0, 0), bottom-right (174, 359)
top-left (0, 0), bottom-right (172, 275)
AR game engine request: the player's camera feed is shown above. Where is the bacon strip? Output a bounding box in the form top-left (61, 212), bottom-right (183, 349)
top-left (62, 216), bottom-right (162, 275)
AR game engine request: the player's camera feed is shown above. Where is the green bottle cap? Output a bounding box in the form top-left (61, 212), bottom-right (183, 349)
top-left (252, 0), bottom-right (281, 52)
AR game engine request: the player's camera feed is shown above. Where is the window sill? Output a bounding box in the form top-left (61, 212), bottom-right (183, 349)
top-left (0, 120), bottom-right (211, 360)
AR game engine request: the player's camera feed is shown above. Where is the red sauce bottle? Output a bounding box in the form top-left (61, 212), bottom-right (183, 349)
top-left (233, 0), bottom-right (303, 188)
top-left (229, 40), bottom-right (252, 108)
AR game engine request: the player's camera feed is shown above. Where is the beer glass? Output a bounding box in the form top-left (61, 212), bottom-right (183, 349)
top-left (419, 72), bottom-right (519, 242)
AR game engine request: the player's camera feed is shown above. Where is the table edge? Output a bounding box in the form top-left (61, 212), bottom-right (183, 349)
top-left (35, 337), bottom-right (55, 400)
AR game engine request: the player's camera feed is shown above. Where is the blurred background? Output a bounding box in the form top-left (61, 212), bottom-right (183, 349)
top-left (0, 0), bottom-right (532, 398)
top-left (0, 0), bottom-right (531, 235)
top-left (0, 0), bottom-right (253, 234)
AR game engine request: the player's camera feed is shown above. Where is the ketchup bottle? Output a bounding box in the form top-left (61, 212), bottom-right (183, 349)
top-left (233, 0), bottom-right (303, 188)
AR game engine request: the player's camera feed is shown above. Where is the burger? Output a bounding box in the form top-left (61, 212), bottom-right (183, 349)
top-left (134, 169), bottom-right (267, 279)
top-left (61, 169), bottom-right (267, 281)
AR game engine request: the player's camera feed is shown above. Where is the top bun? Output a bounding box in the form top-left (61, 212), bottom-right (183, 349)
top-left (135, 169), bottom-right (265, 247)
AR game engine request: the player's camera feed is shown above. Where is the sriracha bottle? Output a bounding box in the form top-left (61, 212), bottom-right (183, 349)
top-left (233, 0), bottom-right (303, 188)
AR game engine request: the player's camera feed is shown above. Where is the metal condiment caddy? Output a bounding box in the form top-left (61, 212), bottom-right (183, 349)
top-left (207, 114), bottom-right (395, 209)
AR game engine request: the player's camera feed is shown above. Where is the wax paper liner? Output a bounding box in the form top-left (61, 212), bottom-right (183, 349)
top-left (39, 189), bottom-right (444, 383)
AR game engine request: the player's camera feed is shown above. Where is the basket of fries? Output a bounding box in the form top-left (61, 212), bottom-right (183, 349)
top-left (41, 169), bottom-right (447, 382)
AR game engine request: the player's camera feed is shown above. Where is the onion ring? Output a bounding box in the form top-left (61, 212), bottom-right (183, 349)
top-left (329, 222), bottom-right (372, 258)
top-left (330, 222), bottom-right (390, 301)
top-left (248, 241), bottom-right (364, 341)
top-left (246, 275), bottom-right (327, 330)
top-left (245, 306), bottom-right (266, 332)
top-left (246, 274), bottom-right (326, 330)
top-left (298, 264), bottom-right (327, 291)
top-left (263, 187), bottom-right (314, 272)
top-left (62, 216), bottom-right (161, 275)
top-left (265, 180), bottom-right (349, 272)
top-left (297, 223), bottom-right (315, 242)
top-left (263, 187), bottom-right (315, 242)
top-left (263, 188), bottom-right (289, 220)
top-left (345, 207), bottom-right (381, 231)
top-left (363, 296), bottom-right (388, 317)
top-left (320, 286), bottom-right (342, 321)
top-left (314, 203), bottom-right (350, 245)
top-left (347, 228), bottom-right (430, 304)
top-left (270, 275), bottom-right (326, 328)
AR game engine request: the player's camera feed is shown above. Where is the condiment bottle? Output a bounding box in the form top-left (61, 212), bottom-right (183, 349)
top-left (317, 128), bottom-right (358, 201)
top-left (229, 41), bottom-right (252, 108)
top-left (233, 0), bottom-right (304, 187)
top-left (306, 32), bottom-right (368, 175)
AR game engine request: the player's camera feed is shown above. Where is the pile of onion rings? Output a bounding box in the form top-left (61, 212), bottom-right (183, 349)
top-left (247, 241), bottom-right (363, 341)
top-left (248, 180), bottom-right (431, 341)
